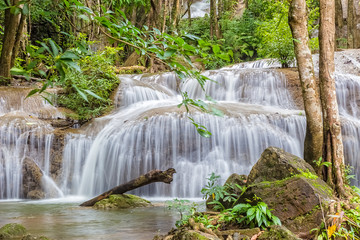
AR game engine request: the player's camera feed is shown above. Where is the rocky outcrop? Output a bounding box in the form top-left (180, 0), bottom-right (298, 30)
top-left (246, 147), bottom-right (316, 184)
top-left (238, 147), bottom-right (335, 238)
top-left (22, 158), bottom-right (45, 199)
top-left (93, 194), bottom-right (152, 209)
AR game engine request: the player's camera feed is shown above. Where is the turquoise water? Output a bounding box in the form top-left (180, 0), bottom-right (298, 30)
top-left (0, 198), bottom-right (178, 239)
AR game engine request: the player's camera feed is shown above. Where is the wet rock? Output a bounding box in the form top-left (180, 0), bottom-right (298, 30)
top-left (93, 194), bottom-right (152, 209)
top-left (258, 225), bottom-right (301, 240)
top-left (247, 147), bottom-right (316, 184)
top-left (22, 158), bottom-right (45, 199)
top-left (0, 223), bottom-right (27, 239)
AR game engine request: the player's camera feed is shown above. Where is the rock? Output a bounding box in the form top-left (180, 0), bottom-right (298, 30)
top-left (173, 230), bottom-right (220, 240)
top-left (247, 147), bottom-right (316, 184)
top-left (22, 158), bottom-right (45, 199)
top-left (220, 228), bottom-right (260, 239)
top-left (0, 223), bottom-right (27, 239)
top-left (93, 194), bottom-right (152, 209)
top-left (258, 225), bottom-right (301, 240)
top-left (236, 147), bottom-right (335, 236)
top-left (22, 234), bottom-right (51, 240)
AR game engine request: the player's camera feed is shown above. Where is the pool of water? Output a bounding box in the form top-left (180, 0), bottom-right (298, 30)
top-left (0, 197), bottom-right (183, 239)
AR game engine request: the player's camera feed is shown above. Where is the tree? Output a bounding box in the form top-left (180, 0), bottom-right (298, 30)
top-left (289, 0), bottom-right (347, 197)
top-left (288, 0), bottom-right (323, 171)
top-left (210, 0), bottom-right (221, 39)
top-left (0, 0), bottom-right (27, 85)
top-left (319, 0), bottom-right (347, 196)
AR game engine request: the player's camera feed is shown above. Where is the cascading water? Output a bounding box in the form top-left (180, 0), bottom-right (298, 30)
top-left (0, 87), bottom-right (64, 199)
top-left (2, 50), bottom-right (360, 200)
top-left (60, 66), bottom-right (309, 198)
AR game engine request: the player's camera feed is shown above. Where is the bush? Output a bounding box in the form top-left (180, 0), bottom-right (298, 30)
top-left (57, 47), bottom-right (120, 120)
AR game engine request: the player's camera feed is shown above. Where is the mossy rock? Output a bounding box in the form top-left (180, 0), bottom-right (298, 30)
top-left (173, 230), bottom-right (220, 240)
top-left (258, 225), bottom-right (301, 240)
top-left (22, 234), bottom-right (51, 240)
top-left (247, 147), bottom-right (316, 184)
top-left (0, 223), bottom-right (27, 239)
top-left (93, 194), bottom-right (152, 209)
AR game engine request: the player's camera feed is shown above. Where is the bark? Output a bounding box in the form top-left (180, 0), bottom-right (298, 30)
top-left (171, 0), bottom-right (180, 29)
top-left (288, 0), bottom-right (323, 170)
top-left (11, 12), bottom-right (26, 68)
top-left (347, 0), bottom-right (355, 48)
top-left (210, 0), bottom-right (221, 39)
top-left (0, 0), bottom-right (21, 84)
top-left (319, 0), bottom-right (347, 197)
top-left (80, 168), bottom-right (176, 207)
top-left (188, 0), bottom-right (192, 26)
top-left (162, 0), bottom-right (168, 32)
top-left (335, 0), bottom-right (345, 48)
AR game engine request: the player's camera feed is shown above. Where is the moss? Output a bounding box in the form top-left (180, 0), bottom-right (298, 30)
top-left (94, 194), bottom-right (152, 209)
top-left (0, 223), bottom-right (27, 239)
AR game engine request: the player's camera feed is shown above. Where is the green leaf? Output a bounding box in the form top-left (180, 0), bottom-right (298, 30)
top-left (72, 85), bottom-right (88, 102)
top-left (48, 39), bottom-right (59, 57)
top-left (84, 90), bottom-right (103, 100)
top-left (22, 3), bottom-right (29, 15)
top-left (164, 49), bottom-right (176, 58)
top-left (212, 45), bottom-right (220, 54)
top-left (26, 89), bottom-right (39, 98)
top-left (78, 14), bottom-right (90, 21)
top-left (60, 51), bottom-right (79, 60)
top-left (10, 67), bottom-right (27, 75)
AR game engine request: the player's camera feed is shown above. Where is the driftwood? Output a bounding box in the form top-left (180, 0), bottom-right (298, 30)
top-left (80, 168), bottom-right (176, 207)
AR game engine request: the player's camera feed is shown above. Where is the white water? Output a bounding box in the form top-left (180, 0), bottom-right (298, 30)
top-left (2, 50), bottom-right (360, 200)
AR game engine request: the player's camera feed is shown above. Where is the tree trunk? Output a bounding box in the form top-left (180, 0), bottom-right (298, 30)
top-left (171, 0), bottom-right (180, 29)
top-left (188, 0), bottom-right (192, 26)
top-left (347, 0), bottom-right (355, 48)
top-left (11, 13), bottom-right (26, 68)
top-left (335, 0), bottom-right (345, 48)
top-left (210, 0), bottom-right (220, 39)
top-left (0, 0), bottom-right (21, 85)
top-left (288, 0), bottom-right (323, 170)
top-left (80, 168), bottom-right (176, 207)
top-left (319, 0), bottom-right (347, 197)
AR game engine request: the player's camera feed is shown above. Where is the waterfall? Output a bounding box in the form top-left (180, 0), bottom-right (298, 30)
top-left (0, 87), bottom-right (63, 199)
top-left (2, 50), bottom-right (360, 200)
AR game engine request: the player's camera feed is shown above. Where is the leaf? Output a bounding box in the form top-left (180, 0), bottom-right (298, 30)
top-left (60, 51), bottom-right (79, 60)
top-left (197, 127), bottom-right (211, 138)
top-left (212, 44), bottom-right (220, 54)
top-left (10, 67), bottom-right (27, 75)
top-left (164, 49), bottom-right (176, 58)
top-left (22, 3), bottom-right (29, 15)
top-left (26, 89), bottom-right (39, 98)
top-left (72, 85), bottom-right (88, 102)
top-left (78, 14), bottom-right (90, 21)
top-left (48, 39), bottom-right (59, 57)
top-left (84, 89), bottom-right (103, 100)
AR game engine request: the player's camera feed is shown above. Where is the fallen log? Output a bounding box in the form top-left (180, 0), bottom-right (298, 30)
top-left (80, 168), bottom-right (176, 207)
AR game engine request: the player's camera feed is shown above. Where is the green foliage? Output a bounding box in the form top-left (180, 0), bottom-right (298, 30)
top-left (256, 12), bottom-right (295, 67)
top-left (218, 195), bottom-right (281, 229)
top-left (166, 199), bottom-right (198, 227)
top-left (57, 47), bottom-right (120, 120)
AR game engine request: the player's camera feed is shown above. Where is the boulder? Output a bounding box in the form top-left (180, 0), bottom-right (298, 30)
top-left (22, 234), bottom-right (51, 240)
top-left (0, 223), bottom-right (27, 239)
top-left (93, 194), bottom-right (152, 209)
top-left (22, 158), bottom-right (45, 199)
top-left (258, 225), bottom-right (301, 240)
top-left (237, 147), bottom-right (335, 237)
top-left (247, 147), bottom-right (316, 184)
